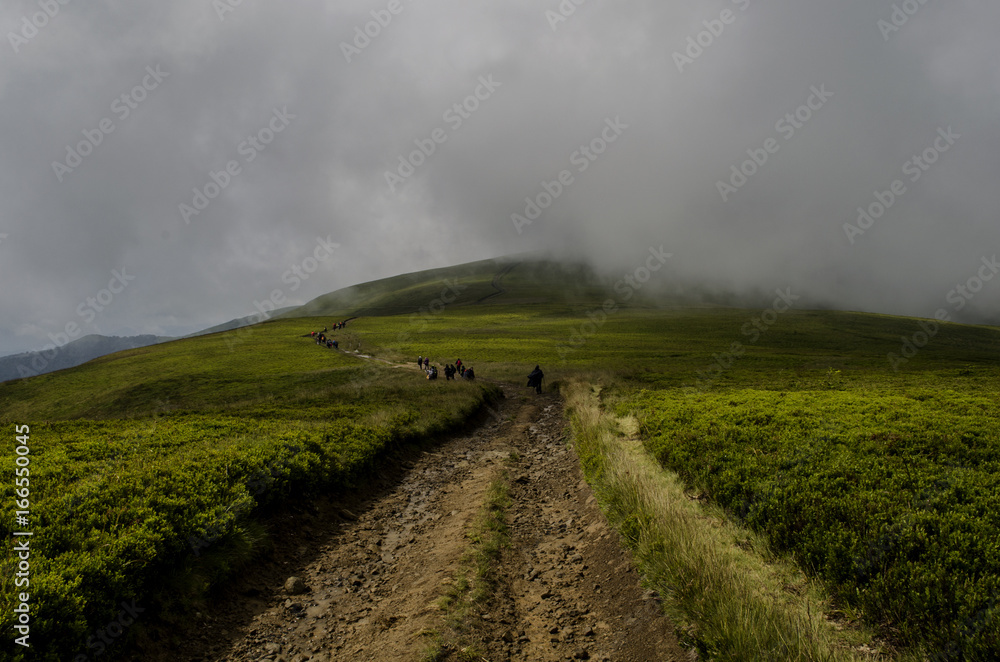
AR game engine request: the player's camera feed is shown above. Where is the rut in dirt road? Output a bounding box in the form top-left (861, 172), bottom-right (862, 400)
top-left (145, 386), bottom-right (687, 662)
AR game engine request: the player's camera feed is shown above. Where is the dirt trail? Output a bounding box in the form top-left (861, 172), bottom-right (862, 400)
top-left (475, 261), bottom-right (519, 304)
top-left (133, 385), bottom-right (687, 662)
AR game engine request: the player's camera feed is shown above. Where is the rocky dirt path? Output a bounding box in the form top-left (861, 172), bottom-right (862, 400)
top-left (135, 385), bottom-right (687, 662)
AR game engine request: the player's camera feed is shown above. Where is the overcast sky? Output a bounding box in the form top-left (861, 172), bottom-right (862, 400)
top-left (1, 0), bottom-right (998, 356)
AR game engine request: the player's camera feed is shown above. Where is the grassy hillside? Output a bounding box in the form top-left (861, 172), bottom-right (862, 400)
top-left (281, 253), bottom-right (699, 320)
top-left (336, 304), bottom-right (1000, 391)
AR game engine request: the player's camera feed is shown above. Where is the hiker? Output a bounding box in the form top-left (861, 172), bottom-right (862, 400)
top-left (332, 340), bottom-right (339, 349)
top-left (444, 364), bottom-right (454, 380)
top-left (427, 365), bottom-right (438, 380)
top-left (418, 355), bottom-right (423, 369)
top-left (455, 358), bottom-right (462, 371)
top-left (424, 357), bottom-right (430, 369)
top-left (527, 365), bottom-right (544, 394)
top-left (463, 366), bottom-right (475, 380)
top-left (459, 364), bottom-right (466, 377)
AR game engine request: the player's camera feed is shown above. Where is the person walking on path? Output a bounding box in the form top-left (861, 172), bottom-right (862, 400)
top-left (527, 365), bottom-right (544, 394)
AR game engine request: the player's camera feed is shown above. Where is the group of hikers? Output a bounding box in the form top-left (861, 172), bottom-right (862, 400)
top-left (302, 321), bottom-right (544, 394)
top-left (310, 330), bottom-right (339, 349)
top-left (417, 355), bottom-right (544, 394)
top-left (310, 321), bottom-right (348, 349)
top-left (418, 355), bottom-right (475, 381)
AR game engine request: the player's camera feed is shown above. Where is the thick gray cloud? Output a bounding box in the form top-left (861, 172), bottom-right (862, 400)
top-left (1, 0), bottom-right (998, 356)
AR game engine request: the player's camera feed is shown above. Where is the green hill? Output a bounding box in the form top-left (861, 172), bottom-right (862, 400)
top-left (281, 253), bottom-right (710, 320)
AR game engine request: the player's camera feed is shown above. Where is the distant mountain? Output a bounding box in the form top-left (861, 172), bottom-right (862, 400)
top-left (0, 334), bottom-right (170, 382)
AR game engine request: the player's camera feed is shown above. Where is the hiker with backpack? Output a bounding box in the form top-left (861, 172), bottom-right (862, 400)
top-left (527, 365), bottom-right (544, 394)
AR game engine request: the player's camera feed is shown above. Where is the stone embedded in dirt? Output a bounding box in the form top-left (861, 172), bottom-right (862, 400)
top-left (284, 576), bottom-right (307, 595)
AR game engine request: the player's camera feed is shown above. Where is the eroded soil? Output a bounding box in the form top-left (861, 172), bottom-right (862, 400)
top-left (129, 384), bottom-right (687, 662)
